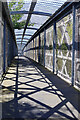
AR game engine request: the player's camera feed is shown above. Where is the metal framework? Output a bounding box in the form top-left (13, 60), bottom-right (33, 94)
top-left (22, 1), bottom-right (80, 91)
top-left (16, 38), bottom-right (29, 40)
top-left (2, 0), bottom-right (79, 91)
top-left (15, 34), bottom-right (32, 36)
top-left (10, 11), bottom-right (52, 16)
top-left (23, 2), bottom-right (73, 49)
top-left (21, 0), bottom-right (37, 44)
top-left (27, 27), bottom-right (38, 30)
top-left (17, 41), bottom-right (27, 42)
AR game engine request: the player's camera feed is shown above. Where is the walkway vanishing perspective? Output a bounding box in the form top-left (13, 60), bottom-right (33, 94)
top-left (0, 0), bottom-right (80, 120)
top-left (1, 56), bottom-right (80, 119)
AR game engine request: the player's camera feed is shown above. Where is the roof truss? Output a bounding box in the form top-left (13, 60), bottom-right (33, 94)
top-left (10, 11), bottom-right (52, 16)
top-left (21, 0), bottom-right (37, 44)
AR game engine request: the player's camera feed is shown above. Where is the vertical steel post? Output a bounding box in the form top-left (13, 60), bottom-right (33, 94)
top-left (53, 21), bottom-right (57, 74)
top-left (35, 38), bottom-right (36, 61)
top-left (3, 19), bottom-right (6, 73)
top-left (0, 1), bottom-right (3, 79)
top-left (72, 4), bottom-right (76, 86)
top-left (44, 28), bottom-right (46, 66)
top-left (38, 33), bottom-right (40, 63)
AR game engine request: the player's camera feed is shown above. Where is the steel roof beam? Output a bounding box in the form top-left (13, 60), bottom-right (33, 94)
top-left (22, 2), bottom-right (74, 51)
top-left (10, 11), bottom-right (52, 16)
top-left (15, 27), bottom-right (38, 30)
top-left (15, 34), bottom-right (32, 36)
top-left (17, 43), bottom-right (26, 45)
top-left (17, 41), bottom-right (27, 42)
top-left (21, 0), bottom-right (37, 44)
top-left (27, 27), bottom-right (38, 30)
top-left (16, 38), bottom-right (29, 40)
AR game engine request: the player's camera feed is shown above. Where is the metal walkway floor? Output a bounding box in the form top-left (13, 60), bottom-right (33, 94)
top-left (1, 56), bottom-right (80, 120)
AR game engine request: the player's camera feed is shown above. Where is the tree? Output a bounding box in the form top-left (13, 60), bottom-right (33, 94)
top-left (8, 0), bottom-right (34, 29)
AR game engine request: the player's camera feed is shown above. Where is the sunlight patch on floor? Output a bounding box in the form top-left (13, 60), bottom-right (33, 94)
top-left (29, 90), bottom-right (62, 108)
top-left (28, 81), bottom-right (49, 89)
top-left (2, 80), bottom-right (15, 87)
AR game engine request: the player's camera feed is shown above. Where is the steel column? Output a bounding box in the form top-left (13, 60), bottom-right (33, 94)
top-left (53, 21), bottom-right (57, 74)
top-left (35, 38), bottom-right (36, 61)
top-left (3, 19), bottom-right (6, 73)
top-left (72, 4), bottom-right (76, 86)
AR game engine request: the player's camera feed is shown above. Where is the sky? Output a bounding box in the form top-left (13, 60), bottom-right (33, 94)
top-left (7, 0), bottom-right (67, 3)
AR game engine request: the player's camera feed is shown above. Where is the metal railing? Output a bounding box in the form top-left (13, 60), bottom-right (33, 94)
top-left (23, 2), bottom-right (80, 91)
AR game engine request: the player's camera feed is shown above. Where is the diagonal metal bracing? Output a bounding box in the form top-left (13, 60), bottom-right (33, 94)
top-left (10, 11), bottom-right (52, 16)
top-left (21, 0), bottom-right (37, 44)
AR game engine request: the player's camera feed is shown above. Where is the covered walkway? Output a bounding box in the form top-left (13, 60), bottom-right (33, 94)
top-left (1, 56), bottom-right (80, 119)
top-left (0, 0), bottom-right (80, 119)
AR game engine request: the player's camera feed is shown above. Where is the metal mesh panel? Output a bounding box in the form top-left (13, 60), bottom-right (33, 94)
top-left (32, 39), bottom-right (34, 60)
top-left (24, 47), bottom-right (26, 56)
top-left (31, 40), bottom-right (33, 59)
top-left (56, 13), bottom-right (73, 82)
top-left (40, 32), bottom-right (44, 65)
top-left (30, 41), bottom-right (33, 59)
top-left (34, 38), bottom-right (36, 61)
top-left (45, 26), bottom-right (53, 71)
top-left (35, 36), bottom-right (39, 62)
top-left (35, 37), bottom-right (38, 62)
top-left (5, 23), bottom-right (8, 69)
top-left (75, 8), bottom-right (80, 89)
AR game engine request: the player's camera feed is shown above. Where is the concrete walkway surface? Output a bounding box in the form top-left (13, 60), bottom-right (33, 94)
top-left (0, 56), bottom-right (80, 120)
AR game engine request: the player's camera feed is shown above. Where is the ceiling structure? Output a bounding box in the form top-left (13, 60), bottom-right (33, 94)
top-left (8, 0), bottom-right (67, 52)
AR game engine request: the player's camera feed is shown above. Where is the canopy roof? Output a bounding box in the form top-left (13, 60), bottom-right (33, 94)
top-left (7, 0), bottom-right (67, 51)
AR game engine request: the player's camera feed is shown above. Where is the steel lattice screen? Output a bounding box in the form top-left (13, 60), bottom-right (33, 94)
top-left (45, 26), bottom-right (53, 71)
top-left (75, 7), bottom-right (80, 89)
top-left (56, 13), bottom-right (73, 82)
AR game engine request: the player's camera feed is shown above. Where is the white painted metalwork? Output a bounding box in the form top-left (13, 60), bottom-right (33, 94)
top-left (56, 13), bottom-right (73, 82)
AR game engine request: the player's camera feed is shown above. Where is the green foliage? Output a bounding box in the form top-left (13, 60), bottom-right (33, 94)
top-left (8, 1), bottom-right (25, 29)
top-left (8, 1), bottom-right (34, 29)
top-left (57, 27), bottom-right (62, 44)
top-left (49, 44), bottom-right (53, 50)
top-left (66, 22), bottom-right (72, 42)
top-left (57, 58), bottom-right (63, 71)
top-left (66, 60), bottom-right (72, 77)
top-left (61, 43), bottom-right (67, 50)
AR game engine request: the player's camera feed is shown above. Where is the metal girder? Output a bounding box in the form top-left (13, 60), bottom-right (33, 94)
top-left (15, 34), bottom-right (32, 36)
top-left (21, 0), bottom-right (37, 44)
top-left (27, 27), bottom-right (38, 30)
top-left (22, 2), bottom-right (73, 51)
top-left (16, 38), bottom-right (29, 40)
top-left (10, 11), bottom-right (52, 16)
top-left (23, 2), bottom-right (73, 50)
top-left (17, 41), bottom-right (27, 42)
top-left (15, 27), bottom-right (38, 30)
